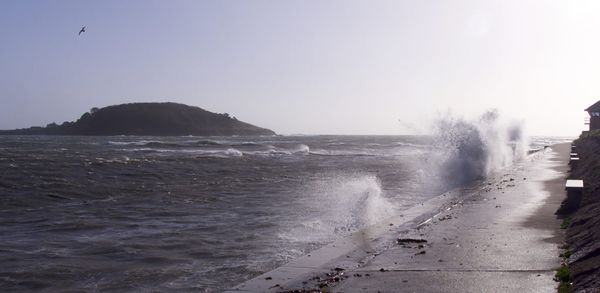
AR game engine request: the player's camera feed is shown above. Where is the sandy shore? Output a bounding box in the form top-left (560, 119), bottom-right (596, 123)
top-left (227, 143), bottom-right (569, 292)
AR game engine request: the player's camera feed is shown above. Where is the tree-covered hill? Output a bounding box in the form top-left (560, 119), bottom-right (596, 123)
top-left (0, 102), bottom-right (276, 136)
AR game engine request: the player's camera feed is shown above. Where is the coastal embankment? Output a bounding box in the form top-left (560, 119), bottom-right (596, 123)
top-left (560, 136), bottom-right (600, 291)
top-left (228, 143), bottom-right (569, 292)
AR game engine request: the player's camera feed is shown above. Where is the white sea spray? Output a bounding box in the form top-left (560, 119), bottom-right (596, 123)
top-left (282, 173), bottom-right (395, 243)
top-left (433, 109), bottom-right (528, 186)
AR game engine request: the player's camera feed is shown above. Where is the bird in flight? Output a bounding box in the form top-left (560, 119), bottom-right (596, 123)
top-left (78, 26), bottom-right (86, 36)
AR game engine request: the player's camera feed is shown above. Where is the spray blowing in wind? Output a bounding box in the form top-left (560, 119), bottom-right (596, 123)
top-left (433, 109), bottom-right (528, 187)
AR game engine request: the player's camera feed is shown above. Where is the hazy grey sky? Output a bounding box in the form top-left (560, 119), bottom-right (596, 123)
top-left (1, 0), bottom-right (599, 136)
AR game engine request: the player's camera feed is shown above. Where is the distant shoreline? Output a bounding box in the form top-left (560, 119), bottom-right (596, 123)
top-left (0, 102), bottom-right (276, 137)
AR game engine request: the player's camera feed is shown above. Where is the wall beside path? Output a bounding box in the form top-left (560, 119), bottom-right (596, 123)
top-left (560, 136), bottom-right (600, 292)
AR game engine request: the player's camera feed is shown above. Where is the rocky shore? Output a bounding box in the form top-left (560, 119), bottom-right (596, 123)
top-left (560, 136), bottom-right (600, 292)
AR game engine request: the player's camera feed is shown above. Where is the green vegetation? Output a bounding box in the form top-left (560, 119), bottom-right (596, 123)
top-left (555, 263), bottom-right (572, 293)
top-left (578, 129), bottom-right (600, 139)
top-left (559, 249), bottom-right (571, 259)
top-left (560, 217), bottom-right (571, 229)
top-left (554, 263), bottom-right (571, 284)
top-left (557, 281), bottom-right (571, 293)
top-left (556, 242), bottom-right (572, 293)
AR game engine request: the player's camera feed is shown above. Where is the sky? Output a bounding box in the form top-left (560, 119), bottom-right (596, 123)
top-left (1, 0), bottom-right (600, 136)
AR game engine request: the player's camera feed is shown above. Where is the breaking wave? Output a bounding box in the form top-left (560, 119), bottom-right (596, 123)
top-left (432, 109), bottom-right (528, 186)
top-left (127, 147), bottom-right (243, 158)
top-left (309, 150), bottom-right (376, 157)
top-left (108, 140), bottom-right (221, 147)
top-left (283, 173), bottom-right (395, 243)
top-left (125, 144), bottom-right (311, 158)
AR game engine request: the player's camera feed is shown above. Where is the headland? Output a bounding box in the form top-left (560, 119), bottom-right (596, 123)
top-left (0, 102), bottom-right (276, 136)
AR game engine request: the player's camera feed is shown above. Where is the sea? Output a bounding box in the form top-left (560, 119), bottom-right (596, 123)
top-left (0, 135), bottom-right (573, 292)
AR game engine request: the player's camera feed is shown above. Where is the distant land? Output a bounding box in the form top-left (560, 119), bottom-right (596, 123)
top-left (0, 102), bottom-right (276, 136)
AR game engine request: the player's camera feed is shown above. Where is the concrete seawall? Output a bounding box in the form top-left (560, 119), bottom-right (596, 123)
top-left (561, 138), bottom-right (600, 291)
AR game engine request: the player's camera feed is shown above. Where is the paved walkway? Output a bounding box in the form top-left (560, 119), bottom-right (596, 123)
top-left (333, 144), bottom-right (568, 292)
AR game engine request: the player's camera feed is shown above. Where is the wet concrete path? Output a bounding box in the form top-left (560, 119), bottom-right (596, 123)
top-left (332, 144), bottom-right (568, 292)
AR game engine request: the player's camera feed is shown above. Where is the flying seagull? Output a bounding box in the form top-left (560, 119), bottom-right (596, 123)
top-left (78, 26), bottom-right (86, 36)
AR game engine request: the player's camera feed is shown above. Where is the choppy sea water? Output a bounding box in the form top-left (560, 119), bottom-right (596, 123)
top-left (0, 135), bottom-right (572, 292)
